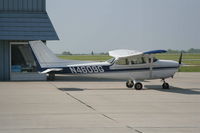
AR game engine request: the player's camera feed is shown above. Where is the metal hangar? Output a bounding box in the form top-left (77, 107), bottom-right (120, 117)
top-left (0, 0), bottom-right (59, 81)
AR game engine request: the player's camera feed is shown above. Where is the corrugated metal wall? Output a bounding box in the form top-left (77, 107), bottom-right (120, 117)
top-left (0, 13), bottom-right (59, 40)
top-left (0, 41), bottom-right (10, 81)
top-left (0, 0), bottom-right (46, 12)
top-left (0, 0), bottom-right (59, 41)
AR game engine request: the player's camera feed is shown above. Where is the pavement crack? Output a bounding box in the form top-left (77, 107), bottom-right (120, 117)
top-left (134, 129), bottom-right (143, 133)
top-left (66, 91), bottom-right (141, 132)
top-left (101, 114), bottom-right (117, 122)
top-left (65, 92), bottom-right (118, 123)
top-left (126, 125), bottom-right (143, 133)
top-left (65, 92), bottom-right (96, 111)
top-left (52, 83), bottom-right (143, 133)
top-left (126, 125), bottom-right (133, 129)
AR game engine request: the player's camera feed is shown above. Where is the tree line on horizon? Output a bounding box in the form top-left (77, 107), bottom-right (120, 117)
top-left (167, 48), bottom-right (200, 53)
top-left (61, 48), bottom-right (200, 55)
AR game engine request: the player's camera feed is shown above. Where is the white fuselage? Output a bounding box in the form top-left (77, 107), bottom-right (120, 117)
top-left (67, 59), bottom-right (179, 81)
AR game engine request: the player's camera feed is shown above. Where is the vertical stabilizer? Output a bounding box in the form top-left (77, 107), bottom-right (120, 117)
top-left (29, 41), bottom-right (66, 68)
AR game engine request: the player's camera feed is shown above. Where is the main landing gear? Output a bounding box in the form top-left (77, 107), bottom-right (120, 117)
top-left (126, 80), bottom-right (143, 90)
top-left (126, 80), bottom-right (134, 88)
top-left (126, 79), bottom-right (170, 90)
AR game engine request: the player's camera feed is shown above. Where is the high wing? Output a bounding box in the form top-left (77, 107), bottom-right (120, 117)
top-left (109, 49), bottom-right (142, 59)
top-left (109, 49), bottom-right (167, 59)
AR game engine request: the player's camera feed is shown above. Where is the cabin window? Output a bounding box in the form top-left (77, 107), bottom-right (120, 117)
top-left (116, 58), bottom-right (129, 65)
top-left (116, 57), bottom-right (148, 65)
top-left (130, 57), bottom-right (147, 64)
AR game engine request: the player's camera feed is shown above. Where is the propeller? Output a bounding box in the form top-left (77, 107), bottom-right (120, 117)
top-left (178, 52), bottom-right (183, 65)
top-left (178, 52), bottom-right (183, 72)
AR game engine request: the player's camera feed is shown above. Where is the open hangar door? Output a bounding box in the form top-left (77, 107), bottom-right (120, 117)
top-left (10, 42), bottom-right (46, 81)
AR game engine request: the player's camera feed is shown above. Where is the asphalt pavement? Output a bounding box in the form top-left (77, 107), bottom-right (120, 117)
top-left (0, 72), bottom-right (200, 133)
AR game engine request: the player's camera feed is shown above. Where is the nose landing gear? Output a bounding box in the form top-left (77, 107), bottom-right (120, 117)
top-left (162, 79), bottom-right (170, 89)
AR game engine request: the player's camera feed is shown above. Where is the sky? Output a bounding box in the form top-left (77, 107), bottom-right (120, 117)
top-left (46, 0), bottom-right (200, 54)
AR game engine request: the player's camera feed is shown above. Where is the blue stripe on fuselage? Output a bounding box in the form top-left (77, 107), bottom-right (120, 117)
top-left (43, 65), bottom-right (178, 74)
top-left (103, 66), bottom-right (178, 72)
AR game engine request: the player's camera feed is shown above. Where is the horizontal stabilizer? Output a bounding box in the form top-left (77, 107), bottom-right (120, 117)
top-left (41, 68), bottom-right (63, 74)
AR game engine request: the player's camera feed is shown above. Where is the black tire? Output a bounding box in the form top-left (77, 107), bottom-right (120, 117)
top-left (126, 80), bottom-right (134, 88)
top-left (134, 82), bottom-right (143, 90)
top-left (162, 83), bottom-right (169, 89)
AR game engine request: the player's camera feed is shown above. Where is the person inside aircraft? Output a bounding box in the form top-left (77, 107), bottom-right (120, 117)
top-left (116, 56), bottom-right (148, 65)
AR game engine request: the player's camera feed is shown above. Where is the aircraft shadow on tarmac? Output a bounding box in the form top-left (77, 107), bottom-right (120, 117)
top-left (54, 76), bottom-right (151, 82)
top-left (145, 85), bottom-right (200, 95)
top-left (55, 76), bottom-right (200, 95)
top-left (58, 85), bottom-right (200, 95)
top-left (54, 76), bottom-right (126, 82)
top-left (58, 88), bottom-right (133, 91)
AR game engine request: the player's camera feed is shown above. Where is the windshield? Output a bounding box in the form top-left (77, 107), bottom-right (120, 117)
top-left (153, 57), bottom-right (158, 62)
top-left (107, 58), bottom-right (115, 64)
top-left (148, 57), bottom-right (158, 63)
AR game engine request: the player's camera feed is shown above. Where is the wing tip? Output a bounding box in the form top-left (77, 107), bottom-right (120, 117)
top-left (143, 50), bottom-right (167, 54)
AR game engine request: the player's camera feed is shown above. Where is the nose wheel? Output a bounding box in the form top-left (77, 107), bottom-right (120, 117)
top-left (162, 79), bottom-right (170, 89)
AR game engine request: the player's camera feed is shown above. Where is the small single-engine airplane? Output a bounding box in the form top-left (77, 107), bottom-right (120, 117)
top-left (30, 41), bottom-right (182, 90)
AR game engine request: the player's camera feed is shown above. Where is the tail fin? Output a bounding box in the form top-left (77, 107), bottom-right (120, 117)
top-left (29, 41), bottom-right (66, 68)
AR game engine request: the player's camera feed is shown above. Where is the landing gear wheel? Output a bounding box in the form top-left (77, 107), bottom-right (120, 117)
top-left (47, 73), bottom-right (55, 81)
top-left (126, 80), bottom-right (134, 88)
top-left (162, 82), bottom-right (169, 89)
top-left (134, 82), bottom-right (143, 90)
